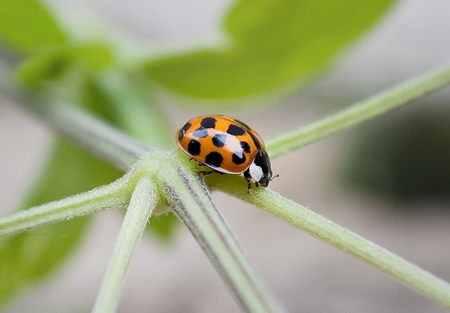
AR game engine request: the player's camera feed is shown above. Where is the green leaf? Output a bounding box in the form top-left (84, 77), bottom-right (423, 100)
top-left (17, 44), bottom-right (113, 87)
top-left (0, 0), bottom-right (66, 51)
top-left (0, 137), bottom-right (122, 307)
top-left (86, 73), bottom-right (175, 149)
top-left (144, 0), bottom-right (395, 99)
top-left (81, 74), bottom-right (181, 238)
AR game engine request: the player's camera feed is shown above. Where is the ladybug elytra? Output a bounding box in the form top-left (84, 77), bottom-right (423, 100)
top-left (176, 115), bottom-right (277, 192)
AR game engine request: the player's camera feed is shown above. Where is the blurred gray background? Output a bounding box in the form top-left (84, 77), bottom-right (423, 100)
top-left (1, 0), bottom-right (450, 312)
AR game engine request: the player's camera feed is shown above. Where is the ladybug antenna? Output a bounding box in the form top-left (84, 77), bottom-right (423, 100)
top-left (270, 174), bottom-right (279, 182)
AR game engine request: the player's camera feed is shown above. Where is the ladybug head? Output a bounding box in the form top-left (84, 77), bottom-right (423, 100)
top-left (249, 149), bottom-right (274, 187)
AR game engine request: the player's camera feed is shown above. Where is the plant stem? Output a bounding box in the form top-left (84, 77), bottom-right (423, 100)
top-left (163, 157), bottom-right (286, 313)
top-left (92, 178), bottom-right (156, 313)
top-left (3, 55), bottom-right (450, 310)
top-left (0, 61), bottom-right (148, 171)
top-left (31, 102), bottom-right (149, 171)
top-left (256, 191), bottom-right (450, 309)
top-left (211, 176), bottom-right (450, 309)
top-left (0, 175), bottom-right (132, 238)
top-left (266, 63), bottom-right (450, 158)
top-left (2, 59), bottom-right (287, 312)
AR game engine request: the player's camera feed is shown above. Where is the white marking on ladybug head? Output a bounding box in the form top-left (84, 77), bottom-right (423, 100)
top-left (249, 162), bottom-right (263, 183)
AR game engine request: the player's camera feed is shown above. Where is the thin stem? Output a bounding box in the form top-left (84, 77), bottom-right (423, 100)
top-left (0, 175), bottom-right (132, 238)
top-left (92, 178), bottom-right (156, 313)
top-left (32, 102), bottom-right (150, 171)
top-left (257, 191), bottom-right (450, 309)
top-left (211, 176), bottom-right (450, 309)
top-left (163, 156), bottom-right (286, 313)
top-left (4, 59), bottom-right (450, 168)
top-left (266, 63), bottom-right (450, 158)
top-left (2, 53), bottom-right (450, 311)
top-left (0, 61), bottom-right (148, 171)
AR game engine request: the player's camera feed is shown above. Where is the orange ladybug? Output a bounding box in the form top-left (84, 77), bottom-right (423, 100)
top-left (176, 115), bottom-right (276, 191)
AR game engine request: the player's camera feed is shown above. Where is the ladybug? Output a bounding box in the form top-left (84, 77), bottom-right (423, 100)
top-left (176, 115), bottom-right (277, 192)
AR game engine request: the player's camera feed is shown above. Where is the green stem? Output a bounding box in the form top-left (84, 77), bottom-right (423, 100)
top-left (0, 60), bottom-right (148, 171)
top-left (211, 176), bottom-right (450, 309)
top-left (258, 191), bottom-right (450, 309)
top-left (162, 154), bottom-right (286, 313)
top-left (33, 102), bottom-right (149, 170)
top-left (266, 63), bottom-right (450, 158)
top-left (0, 175), bottom-right (132, 238)
top-left (2, 53), bottom-right (450, 311)
top-left (92, 178), bottom-right (156, 313)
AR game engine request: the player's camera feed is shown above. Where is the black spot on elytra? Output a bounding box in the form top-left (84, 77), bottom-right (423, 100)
top-left (227, 124), bottom-right (246, 136)
top-left (201, 117), bottom-right (216, 128)
top-left (232, 151), bottom-right (246, 165)
top-left (178, 122), bottom-right (191, 140)
top-left (187, 139), bottom-right (201, 155)
top-left (205, 152), bottom-right (223, 167)
top-left (212, 134), bottom-right (227, 148)
top-left (193, 128), bottom-right (208, 138)
top-left (240, 141), bottom-right (251, 153)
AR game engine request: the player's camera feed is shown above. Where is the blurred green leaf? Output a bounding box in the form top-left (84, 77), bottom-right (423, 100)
top-left (0, 0), bottom-right (66, 50)
top-left (86, 73), bottom-right (175, 149)
top-left (0, 95), bottom-right (178, 307)
top-left (81, 74), bottom-right (180, 237)
top-left (17, 44), bottom-right (113, 87)
top-left (144, 0), bottom-right (395, 99)
top-left (0, 138), bottom-right (122, 307)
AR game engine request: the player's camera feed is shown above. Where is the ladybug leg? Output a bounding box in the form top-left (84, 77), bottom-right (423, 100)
top-left (188, 157), bottom-right (194, 162)
top-left (198, 170), bottom-right (215, 177)
top-left (198, 170), bottom-right (225, 176)
top-left (244, 169), bottom-right (253, 194)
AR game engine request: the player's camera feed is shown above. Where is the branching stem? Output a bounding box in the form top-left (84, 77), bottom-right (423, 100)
top-left (2, 56), bottom-right (450, 311)
top-left (0, 175), bottom-right (132, 238)
top-left (209, 175), bottom-right (450, 309)
top-left (163, 158), bottom-right (286, 313)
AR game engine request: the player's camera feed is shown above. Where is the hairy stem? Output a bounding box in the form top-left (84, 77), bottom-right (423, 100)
top-left (0, 61), bottom-right (148, 171)
top-left (31, 102), bottom-right (149, 171)
top-left (93, 178), bottom-right (156, 313)
top-left (2, 52), bottom-right (450, 311)
top-left (211, 176), bottom-right (450, 310)
top-left (256, 190), bottom-right (450, 309)
top-left (0, 176), bottom-right (132, 238)
top-left (163, 156), bottom-right (286, 313)
top-left (266, 63), bottom-right (450, 158)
